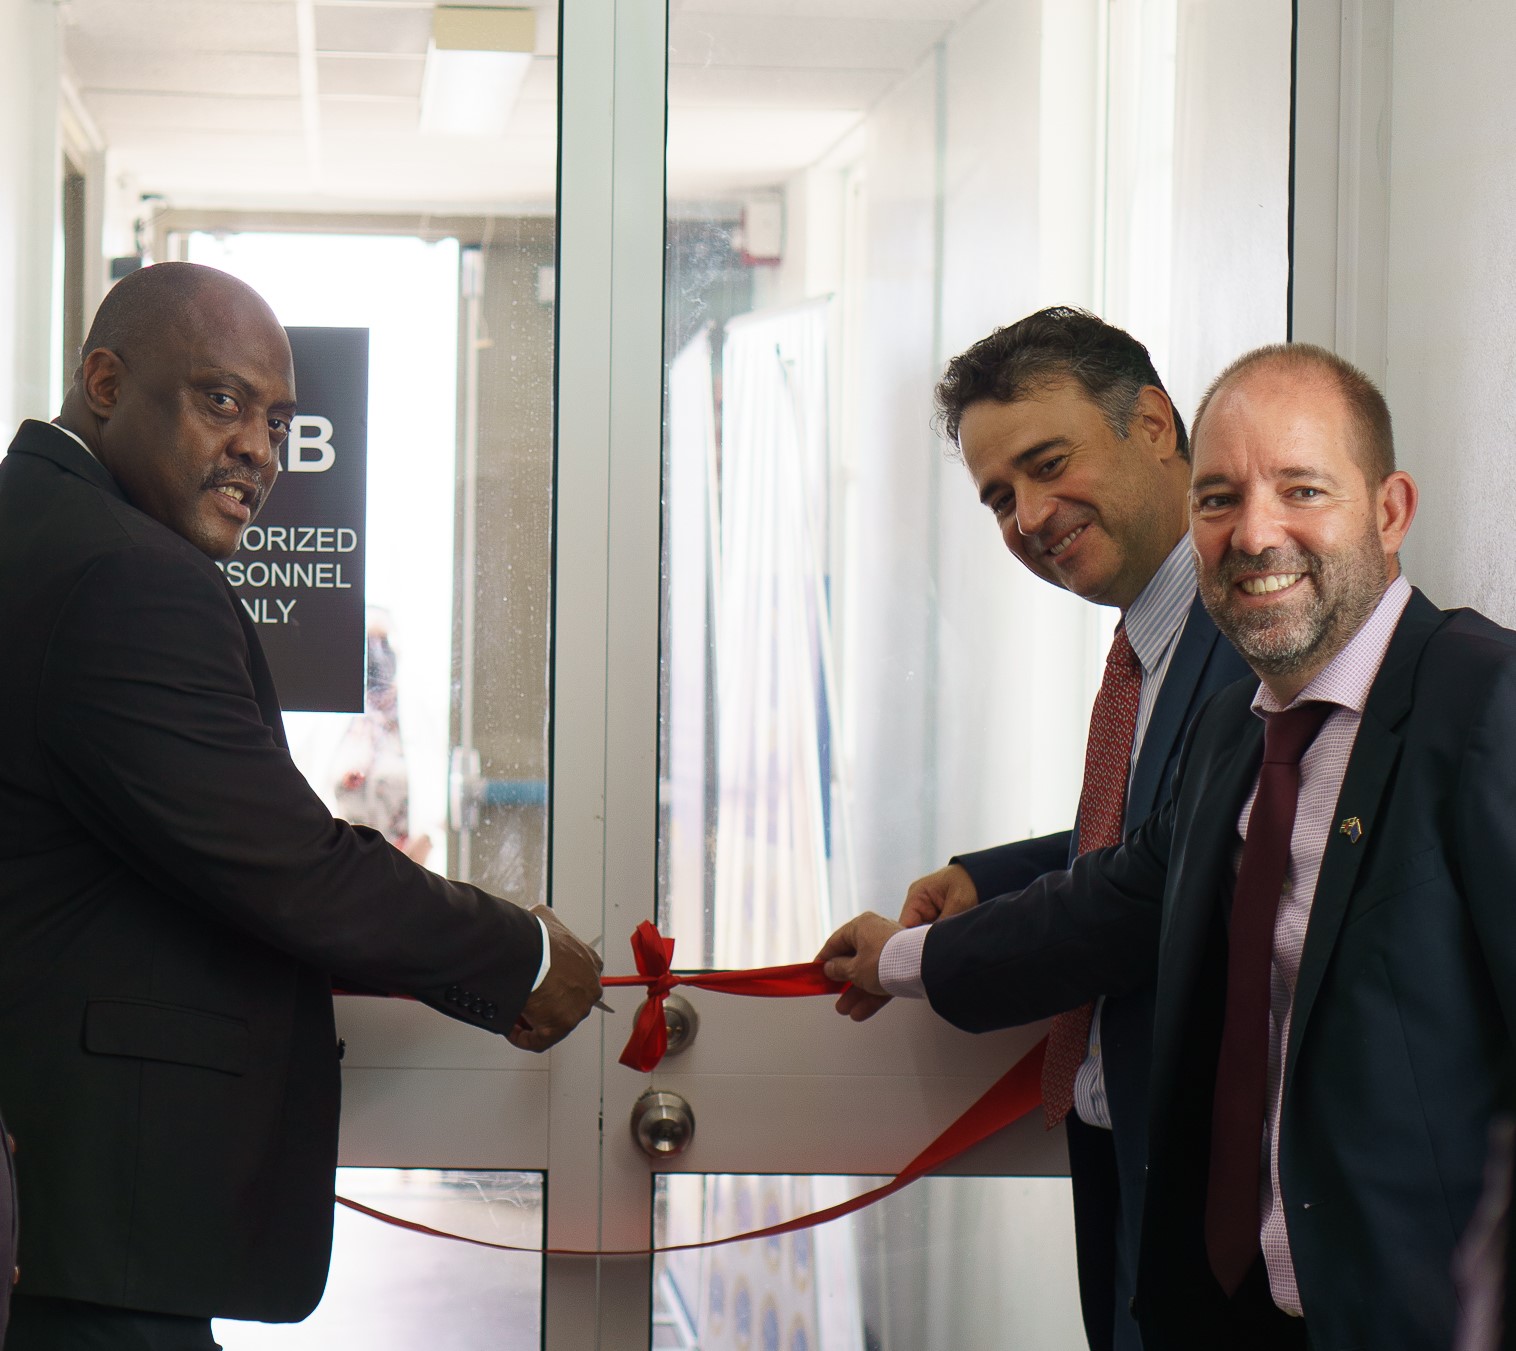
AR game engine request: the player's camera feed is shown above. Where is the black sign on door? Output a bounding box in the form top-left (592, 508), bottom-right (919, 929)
top-left (220, 326), bottom-right (369, 713)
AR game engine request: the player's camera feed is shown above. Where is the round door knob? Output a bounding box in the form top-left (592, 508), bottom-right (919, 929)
top-left (631, 1089), bottom-right (695, 1158)
top-left (662, 993), bottom-right (699, 1056)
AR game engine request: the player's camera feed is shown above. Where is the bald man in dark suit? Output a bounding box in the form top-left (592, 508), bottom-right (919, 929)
top-left (0, 263), bottom-right (601, 1349)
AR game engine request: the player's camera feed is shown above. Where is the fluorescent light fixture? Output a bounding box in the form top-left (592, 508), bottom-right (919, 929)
top-left (419, 6), bottom-right (536, 137)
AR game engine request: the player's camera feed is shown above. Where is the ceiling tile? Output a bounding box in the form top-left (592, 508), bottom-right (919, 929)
top-left (67, 42), bottom-right (301, 98)
top-left (85, 90), bottom-right (304, 136)
top-left (677, 0), bottom-right (976, 18)
top-left (669, 64), bottom-right (894, 110)
top-left (316, 53), bottom-right (425, 98)
top-left (667, 106), bottom-right (864, 193)
top-left (669, 13), bottom-right (950, 73)
top-left (319, 97), bottom-right (422, 134)
top-left (315, 4), bottom-right (432, 55)
top-left (59, 0), bottom-right (965, 213)
top-left (62, 0), bottom-right (297, 55)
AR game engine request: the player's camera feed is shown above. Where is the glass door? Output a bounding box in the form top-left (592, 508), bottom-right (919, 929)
top-left (626, 0), bottom-right (1295, 1346)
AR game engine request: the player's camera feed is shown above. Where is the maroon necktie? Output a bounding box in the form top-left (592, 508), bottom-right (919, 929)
top-left (1204, 700), bottom-right (1334, 1294)
top-left (1042, 622), bottom-right (1143, 1127)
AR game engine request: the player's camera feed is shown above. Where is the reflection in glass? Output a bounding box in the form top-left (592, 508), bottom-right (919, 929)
top-left (215, 1169), bottom-right (543, 1349)
top-left (64, 1), bottom-right (562, 903)
top-left (654, 1174), bottom-right (1082, 1349)
top-left (185, 231), bottom-right (462, 874)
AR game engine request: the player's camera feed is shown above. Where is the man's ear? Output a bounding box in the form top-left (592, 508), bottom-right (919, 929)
top-left (78, 348), bottom-right (125, 420)
top-left (1131, 385), bottom-right (1180, 462)
top-left (1377, 469), bottom-right (1418, 557)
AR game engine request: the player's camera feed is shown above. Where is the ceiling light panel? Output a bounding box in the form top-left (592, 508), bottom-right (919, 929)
top-left (418, 6), bottom-right (537, 136)
top-left (433, 5), bottom-right (537, 52)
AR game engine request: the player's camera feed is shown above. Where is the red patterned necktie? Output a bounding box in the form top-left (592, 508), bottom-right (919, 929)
top-left (1204, 700), bottom-right (1334, 1294)
top-left (1042, 621), bottom-right (1143, 1128)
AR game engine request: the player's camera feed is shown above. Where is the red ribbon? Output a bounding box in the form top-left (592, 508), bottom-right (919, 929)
top-left (336, 920), bottom-right (1050, 1256)
top-left (337, 1034), bottom-right (1045, 1256)
top-left (603, 920), bottom-right (846, 1071)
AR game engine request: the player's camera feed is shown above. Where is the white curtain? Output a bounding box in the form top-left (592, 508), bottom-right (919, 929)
top-left (712, 299), bottom-right (848, 968)
top-left (664, 327), bottom-right (720, 963)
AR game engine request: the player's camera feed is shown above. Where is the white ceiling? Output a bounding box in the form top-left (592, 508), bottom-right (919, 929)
top-left (60, 0), bottom-right (981, 215)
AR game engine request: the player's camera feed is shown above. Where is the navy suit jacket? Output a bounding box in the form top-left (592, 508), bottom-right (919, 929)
top-left (919, 591), bottom-right (1516, 1350)
top-left (0, 421), bottom-right (544, 1321)
top-left (942, 596), bottom-right (1248, 1341)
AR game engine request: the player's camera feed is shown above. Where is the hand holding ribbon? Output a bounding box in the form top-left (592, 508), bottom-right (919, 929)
top-left (603, 920), bottom-right (847, 1071)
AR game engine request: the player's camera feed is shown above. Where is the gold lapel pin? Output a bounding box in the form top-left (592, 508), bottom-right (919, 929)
top-left (1338, 816), bottom-right (1363, 844)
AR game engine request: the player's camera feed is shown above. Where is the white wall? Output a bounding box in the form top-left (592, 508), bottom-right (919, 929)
top-left (0, 0), bottom-right (62, 432)
top-left (839, 0), bottom-right (1110, 909)
top-left (1167, 0), bottom-right (1292, 418)
top-left (799, 0), bottom-right (1293, 908)
top-left (930, 0), bottom-right (1105, 869)
top-left (847, 51), bottom-right (945, 899)
top-left (1383, 0), bottom-right (1516, 623)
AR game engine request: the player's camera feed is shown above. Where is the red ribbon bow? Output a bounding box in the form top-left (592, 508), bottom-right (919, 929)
top-left (603, 920), bottom-right (847, 1071)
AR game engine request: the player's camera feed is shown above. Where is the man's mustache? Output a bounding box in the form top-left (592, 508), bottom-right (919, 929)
top-left (205, 466), bottom-right (269, 515)
top-left (1210, 547), bottom-right (1319, 588)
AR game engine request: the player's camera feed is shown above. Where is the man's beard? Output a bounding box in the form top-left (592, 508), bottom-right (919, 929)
top-left (1199, 534), bottom-right (1388, 678)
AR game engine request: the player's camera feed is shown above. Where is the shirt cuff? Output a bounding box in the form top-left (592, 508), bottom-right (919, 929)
top-left (532, 914), bottom-right (551, 991)
top-left (878, 924), bottom-right (929, 999)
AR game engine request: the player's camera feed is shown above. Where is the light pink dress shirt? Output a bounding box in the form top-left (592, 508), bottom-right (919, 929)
top-left (1240, 574), bottom-right (1411, 1314)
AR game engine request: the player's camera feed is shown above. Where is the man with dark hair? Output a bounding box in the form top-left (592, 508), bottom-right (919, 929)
top-left (933, 304), bottom-right (1191, 461)
top-left (847, 307), bottom-right (1249, 1351)
top-left (0, 262), bottom-right (602, 1348)
top-left (823, 344), bottom-right (1516, 1350)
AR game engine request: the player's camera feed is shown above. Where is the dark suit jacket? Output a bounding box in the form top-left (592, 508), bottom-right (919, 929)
top-left (0, 421), bottom-right (544, 1321)
top-left (944, 597), bottom-right (1248, 1344)
top-left (921, 589), bottom-right (1516, 1350)
top-left (1, 1105), bottom-right (14, 1342)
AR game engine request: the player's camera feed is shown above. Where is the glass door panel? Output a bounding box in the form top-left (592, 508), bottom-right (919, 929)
top-left (655, 1174), bottom-right (1082, 1351)
top-left (651, 2), bottom-right (1292, 1350)
top-left (58, 0), bottom-right (566, 1340)
top-left (182, 229), bottom-right (465, 876)
top-left (660, 0), bottom-right (1117, 970)
top-left (216, 1168), bottom-right (545, 1350)
top-left (658, 0), bottom-right (1294, 969)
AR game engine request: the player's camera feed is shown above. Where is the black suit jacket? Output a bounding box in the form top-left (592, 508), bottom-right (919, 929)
top-left (0, 421), bottom-right (544, 1321)
top-left (921, 589), bottom-right (1516, 1350)
top-left (943, 597), bottom-right (1248, 1345)
top-left (1, 1105), bottom-right (13, 1341)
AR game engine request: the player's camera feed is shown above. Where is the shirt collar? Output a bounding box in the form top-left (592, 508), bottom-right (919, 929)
top-left (1124, 534), bottom-right (1198, 675)
top-left (1252, 573), bottom-right (1413, 718)
top-left (51, 422), bottom-right (99, 462)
